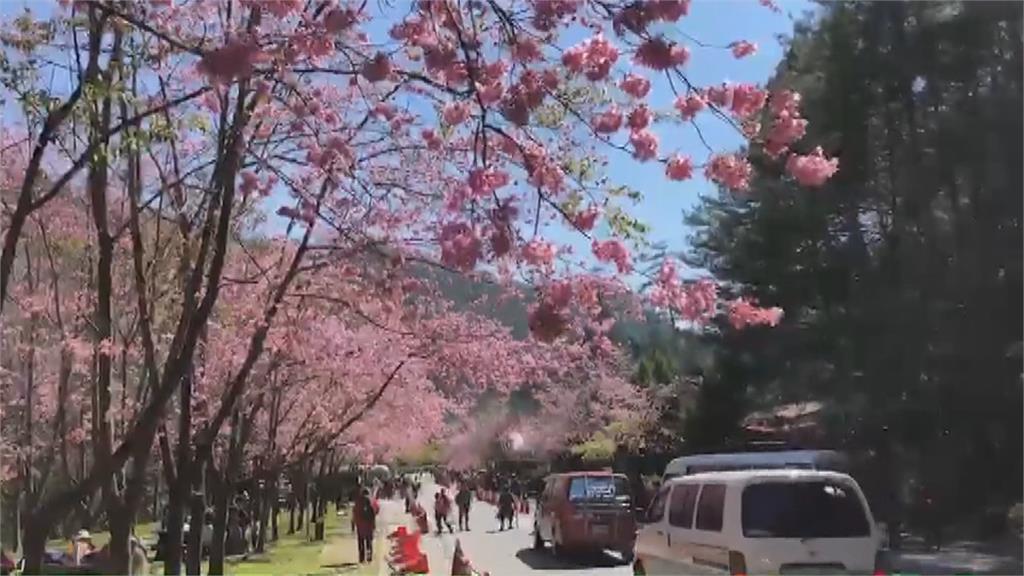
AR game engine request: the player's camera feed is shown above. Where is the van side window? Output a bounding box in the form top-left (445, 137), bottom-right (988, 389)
top-left (668, 484), bottom-right (699, 528)
top-left (646, 485), bottom-right (670, 523)
top-left (695, 484), bottom-right (726, 531)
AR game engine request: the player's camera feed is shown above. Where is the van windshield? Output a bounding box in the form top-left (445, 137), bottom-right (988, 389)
top-left (567, 476), bottom-right (630, 504)
top-left (741, 481), bottom-right (870, 538)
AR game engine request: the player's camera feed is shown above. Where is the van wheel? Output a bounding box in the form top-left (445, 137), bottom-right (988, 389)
top-left (621, 549), bottom-right (635, 564)
top-left (533, 526), bottom-right (544, 550)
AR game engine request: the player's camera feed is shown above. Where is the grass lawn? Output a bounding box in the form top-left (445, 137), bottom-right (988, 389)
top-left (43, 509), bottom-right (378, 575)
top-left (225, 508), bottom-right (377, 576)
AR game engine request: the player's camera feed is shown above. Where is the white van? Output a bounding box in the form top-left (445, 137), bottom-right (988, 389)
top-left (634, 470), bottom-right (882, 575)
top-left (663, 450), bottom-right (848, 479)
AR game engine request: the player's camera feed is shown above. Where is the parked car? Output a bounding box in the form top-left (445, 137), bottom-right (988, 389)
top-left (533, 471), bottom-right (636, 562)
top-left (634, 469), bottom-right (883, 575)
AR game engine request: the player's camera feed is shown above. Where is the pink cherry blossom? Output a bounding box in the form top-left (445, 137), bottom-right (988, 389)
top-left (629, 129), bottom-right (659, 161)
top-left (665, 154), bottom-right (694, 181)
top-left (785, 147), bottom-right (839, 187)
top-left (727, 298), bottom-right (784, 329)
top-left (240, 170), bottom-right (260, 195)
top-left (593, 107), bottom-right (624, 134)
top-left (729, 83), bottom-right (767, 118)
top-left (421, 128), bottom-right (443, 150)
top-left (650, 261), bottom-right (719, 323)
top-left (490, 227), bottom-right (513, 257)
top-left (705, 153), bottom-right (753, 191)
top-left (563, 34), bottom-right (619, 81)
top-left (533, 0), bottom-right (582, 31)
top-left (512, 38), bottom-right (543, 62)
top-left (572, 205), bottom-right (600, 231)
top-left (627, 105), bottom-right (653, 131)
top-left (521, 240), bottom-right (558, 268)
top-left (706, 83), bottom-right (734, 108)
top-left (442, 101), bottom-right (471, 125)
top-left (324, 8), bottom-right (357, 33)
top-left (652, 0), bottom-right (691, 22)
top-left (730, 40), bottom-right (758, 59)
top-left (361, 52), bottom-right (393, 82)
top-left (439, 222), bottom-right (483, 271)
top-left (476, 80), bottom-right (506, 105)
top-left (770, 89), bottom-right (802, 116)
top-left (766, 111), bottom-right (808, 153)
top-left (528, 301), bottom-right (568, 342)
top-left (674, 93), bottom-right (706, 120)
top-left (592, 239), bottom-right (632, 273)
top-left (619, 73), bottom-right (652, 99)
top-left (561, 45), bottom-right (587, 73)
top-left (467, 167), bottom-right (510, 197)
top-left (634, 38), bottom-right (689, 70)
top-left (198, 40), bottom-right (266, 83)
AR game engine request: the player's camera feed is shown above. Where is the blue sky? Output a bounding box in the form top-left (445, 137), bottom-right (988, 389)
top-left (2, 0), bottom-right (814, 279)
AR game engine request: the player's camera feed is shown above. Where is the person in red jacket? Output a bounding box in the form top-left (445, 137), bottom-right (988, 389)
top-left (352, 488), bottom-right (377, 563)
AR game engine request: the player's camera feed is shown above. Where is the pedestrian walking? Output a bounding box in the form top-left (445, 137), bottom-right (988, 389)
top-left (352, 488), bottom-right (377, 563)
top-left (434, 489), bottom-right (455, 534)
top-left (497, 485), bottom-right (515, 531)
top-left (455, 484), bottom-right (472, 531)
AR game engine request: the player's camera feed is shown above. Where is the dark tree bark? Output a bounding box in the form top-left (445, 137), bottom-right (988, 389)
top-left (185, 460), bottom-right (206, 576)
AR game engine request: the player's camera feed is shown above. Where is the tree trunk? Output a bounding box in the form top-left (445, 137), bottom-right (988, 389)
top-left (20, 512), bottom-right (52, 575)
top-left (164, 361), bottom-right (194, 575)
top-left (185, 462), bottom-right (206, 576)
top-left (207, 470), bottom-right (229, 576)
top-left (163, 478), bottom-right (187, 574)
top-left (107, 509), bottom-right (132, 575)
top-left (271, 490), bottom-right (280, 542)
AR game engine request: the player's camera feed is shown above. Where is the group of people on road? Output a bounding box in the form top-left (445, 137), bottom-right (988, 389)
top-left (349, 468), bottom-right (540, 565)
top-left (432, 482), bottom-right (475, 534)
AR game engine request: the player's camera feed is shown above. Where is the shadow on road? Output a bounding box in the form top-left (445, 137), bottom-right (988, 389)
top-left (514, 547), bottom-right (626, 570)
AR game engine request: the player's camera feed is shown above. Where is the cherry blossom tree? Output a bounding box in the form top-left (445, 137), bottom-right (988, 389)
top-left (0, 0), bottom-right (836, 573)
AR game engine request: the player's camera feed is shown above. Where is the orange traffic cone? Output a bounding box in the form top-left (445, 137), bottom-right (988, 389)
top-left (400, 552), bottom-right (430, 574)
top-left (451, 539), bottom-right (473, 576)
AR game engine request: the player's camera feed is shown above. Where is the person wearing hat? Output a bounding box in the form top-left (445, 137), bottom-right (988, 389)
top-left (70, 529), bottom-right (95, 565)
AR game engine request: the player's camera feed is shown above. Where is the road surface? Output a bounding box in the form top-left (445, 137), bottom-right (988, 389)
top-left (405, 477), bottom-right (631, 576)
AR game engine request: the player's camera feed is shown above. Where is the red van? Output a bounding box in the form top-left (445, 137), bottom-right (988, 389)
top-left (533, 472), bottom-right (637, 561)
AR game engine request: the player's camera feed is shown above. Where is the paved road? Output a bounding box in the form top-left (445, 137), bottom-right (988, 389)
top-left (408, 478), bottom-right (631, 576)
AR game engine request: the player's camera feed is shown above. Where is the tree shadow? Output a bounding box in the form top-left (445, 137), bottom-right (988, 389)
top-left (321, 561), bottom-right (360, 572)
top-left (514, 547), bottom-right (626, 570)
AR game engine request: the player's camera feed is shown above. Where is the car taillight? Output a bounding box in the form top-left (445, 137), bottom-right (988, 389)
top-left (728, 550), bottom-right (747, 576)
